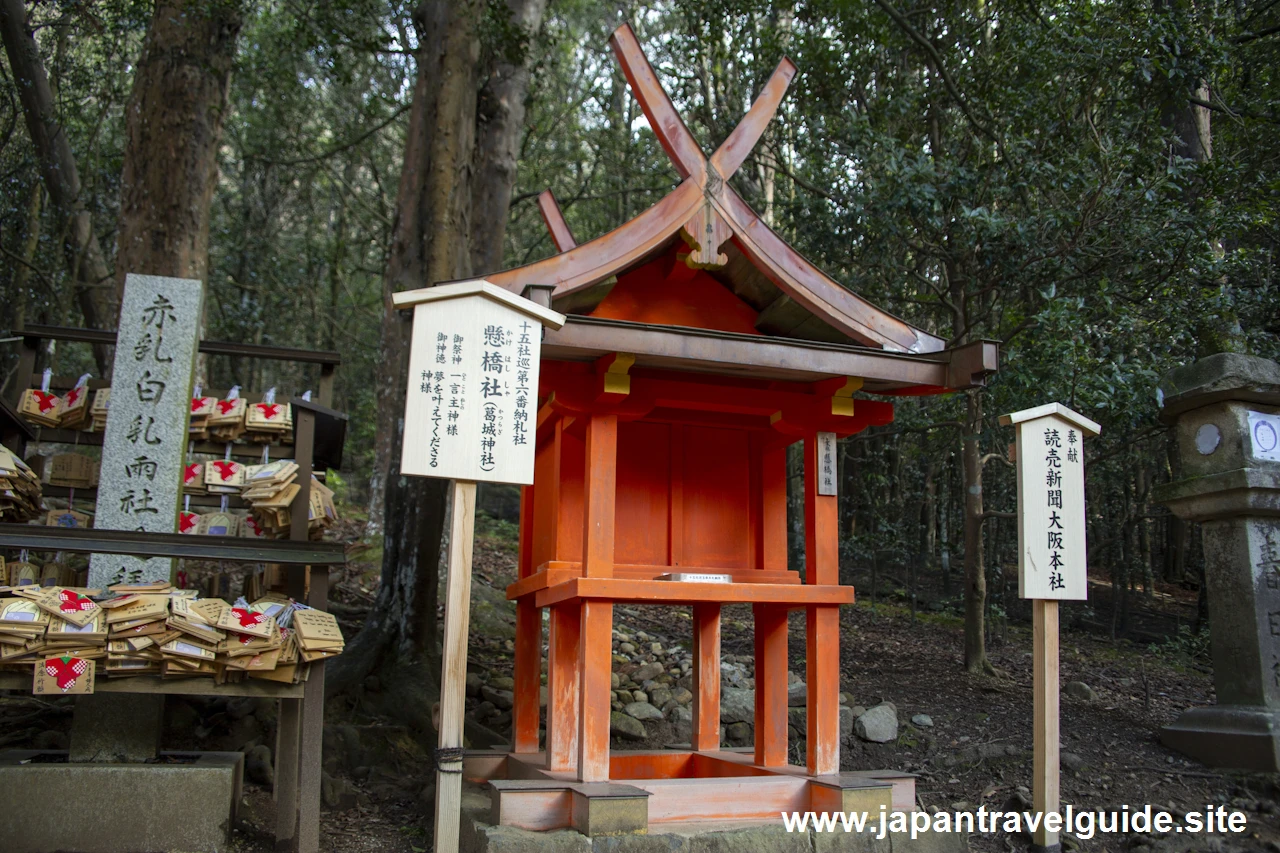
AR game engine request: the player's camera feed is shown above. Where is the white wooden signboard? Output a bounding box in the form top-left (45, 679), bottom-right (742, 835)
top-left (397, 281), bottom-right (565, 486)
top-left (1001, 403), bottom-right (1100, 601)
top-left (817, 431), bottom-right (838, 497)
top-left (89, 274), bottom-right (203, 587)
top-left (393, 279), bottom-right (563, 853)
top-left (1000, 401), bottom-right (1099, 852)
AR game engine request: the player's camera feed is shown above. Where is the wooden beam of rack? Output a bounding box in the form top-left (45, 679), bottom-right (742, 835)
top-left (16, 324), bottom-right (342, 366)
top-left (0, 672), bottom-right (303, 698)
top-left (0, 523), bottom-right (344, 564)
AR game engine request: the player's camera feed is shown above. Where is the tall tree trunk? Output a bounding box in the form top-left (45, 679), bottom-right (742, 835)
top-left (0, 0), bottom-right (112, 371)
top-left (470, 0), bottom-right (549, 275)
top-left (115, 0), bottom-right (242, 301)
top-left (922, 455), bottom-right (937, 562)
top-left (962, 390), bottom-right (989, 673)
top-left (340, 0), bottom-right (546, 718)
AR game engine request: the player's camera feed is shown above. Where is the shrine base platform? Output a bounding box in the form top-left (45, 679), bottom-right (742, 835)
top-left (0, 749), bottom-right (242, 853)
top-left (459, 783), bottom-right (968, 853)
top-left (463, 749), bottom-right (965, 850)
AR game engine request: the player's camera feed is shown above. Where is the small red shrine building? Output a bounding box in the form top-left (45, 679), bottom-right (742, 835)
top-left (463, 24), bottom-right (998, 832)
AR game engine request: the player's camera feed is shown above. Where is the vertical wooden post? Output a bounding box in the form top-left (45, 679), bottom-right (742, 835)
top-left (581, 414), bottom-right (617, 578)
top-left (277, 405), bottom-right (316, 851)
top-left (1033, 599), bottom-right (1060, 850)
top-left (804, 433), bottom-right (840, 776)
top-left (512, 600), bottom-right (542, 753)
top-left (691, 603), bottom-right (721, 751)
top-left (296, 564), bottom-right (328, 853)
top-left (546, 602), bottom-right (582, 771)
top-left (577, 413), bottom-right (617, 781)
top-left (317, 363), bottom-right (335, 407)
top-left (434, 480), bottom-right (477, 853)
top-left (753, 603), bottom-right (789, 766)
top-left (576, 600), bottom-right (613, 781)
top-left (512, 485), bottom-right (541, 754)
top-left (760, 444), bottom-right (788, 571)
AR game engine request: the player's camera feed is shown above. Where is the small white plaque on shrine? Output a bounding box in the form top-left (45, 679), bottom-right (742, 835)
top-left (1247, 411), bottom-right (1280, 463)
top-left (1000, 403), bottom-right (1101, 600)
top-left (817, 431), bottom-right (838, 496)
top-left (89, 275), bottom-right (204, 587)
top-left (395, 280), bottom-right (565, 486)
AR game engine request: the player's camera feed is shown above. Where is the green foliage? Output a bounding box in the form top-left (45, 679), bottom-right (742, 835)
top-left (1151, 624), bottom-right (1212, 666)
top-left (1, 0), bottom-right (1278, 635)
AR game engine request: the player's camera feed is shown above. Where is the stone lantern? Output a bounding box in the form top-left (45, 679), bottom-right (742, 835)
top-left (1153, 353), bottom-right (1280, 770)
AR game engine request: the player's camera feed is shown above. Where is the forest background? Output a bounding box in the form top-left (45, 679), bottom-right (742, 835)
top-left (1, 0), bottom-right (1278, 689)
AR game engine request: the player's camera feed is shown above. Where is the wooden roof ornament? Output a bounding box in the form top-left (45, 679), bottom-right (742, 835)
top-left (477, 23), bottom-right (998, 394)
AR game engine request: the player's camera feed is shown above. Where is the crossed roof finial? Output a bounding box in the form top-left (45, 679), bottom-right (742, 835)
top-left (609, 23), bottom-right (796, 189)
top-left (494, 24), bottom-right (945, 355)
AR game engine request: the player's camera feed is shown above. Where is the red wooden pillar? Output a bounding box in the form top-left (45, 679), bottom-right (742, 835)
top-left (512, 486), bottom-right (541, 753)
top-left (577, 413), bottom-right (617, 782)
top-left (760, 444), bottom-right (788, 571)
top-left (546, 602), bottom-right (581, 771)
top-left (691, 602), bottom-right (721, 751)
top-left (753, 603), bottom-right (789, 766)
top-left (804, 432), bottom-right (840, 776)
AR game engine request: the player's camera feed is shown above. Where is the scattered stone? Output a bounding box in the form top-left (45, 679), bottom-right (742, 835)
top-left (1061, 752), bottom-right (1088, 773)
top-left (465, 672), bottom-right (484, 697)
top-left (474, 700), bottom-right (496, 720)
top-left (245, 743), bottom-right (274, 786)
top-left (480, 686), bottom-right (514, 710)
top-left (1064, 681), bottom-right (1098, 702)
top-left (839, 705), bottom-right (853, 739)
top-left (616, 689), bottom-right (632, 704)
top-left (850, 705), bottom-right (867, 718)
top-left (725, 721), bottom-right (752, 745)
top-left (855, 703), bottom-right (898, 743)
top-left (943, 742), bottom-right (1025, 767)
top-left (787, 683), bottom-right (807, 707)
top-left (619, 642), bottom-right (636, 654)
top-left (632, 690), bottom-right (648, 704)
top-left (610, 711), bottom-right (648, 741)
top-left (911, 714), bottom-right (934, 728)
top-left (650, 642), bottom-right (663, 654)
top-left (226, 697), bottom-right (256, 720)
top-left (720, 687), bottom-right (755, 724)
top-left (625, 701), bottom-right (665, 722)
top-left (321, 772), bottom-right (358, 810)
top-left (840, 692), bottom-right (853, 706)
top-left (649, 687), bottom-right (673, 707)
top-left (611, 672), bottom-right (621, 689)
top-left (673, 688), bottom-right (693, 705)
top-left (668, 705), bottom-right (692, 742)
top-left (489, 675), bottom-right (515, 691)
top-left (950, 801), bottom-right (971, 812)
top-left (634, 662), bottom-right (664, 682)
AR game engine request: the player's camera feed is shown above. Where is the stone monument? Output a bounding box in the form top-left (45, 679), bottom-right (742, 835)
top-left (1154, 353), bottom-right (1280, 771)
top-left (88, 274), bottom-right (203, 588)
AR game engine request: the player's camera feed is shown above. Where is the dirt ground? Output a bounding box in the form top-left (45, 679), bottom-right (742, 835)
top-left (4, 519), bottom-right (1279, 852)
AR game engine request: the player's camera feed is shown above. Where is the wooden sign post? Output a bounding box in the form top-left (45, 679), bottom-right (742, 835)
top-left (1000, 403), bottom-right (1100, 852)
top-left (393, 280), bottom-right (565, 853)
